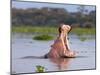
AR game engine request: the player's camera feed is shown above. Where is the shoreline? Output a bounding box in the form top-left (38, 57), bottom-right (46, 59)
top-left (12, 26), bottom-right (96, 35)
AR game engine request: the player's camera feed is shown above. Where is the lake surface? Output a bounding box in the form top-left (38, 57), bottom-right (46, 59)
top-left (11, 33), bottom-right (96, 74)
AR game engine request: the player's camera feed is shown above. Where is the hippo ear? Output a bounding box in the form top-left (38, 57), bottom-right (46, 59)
top-left (58, 26), bottom-right (62, 33)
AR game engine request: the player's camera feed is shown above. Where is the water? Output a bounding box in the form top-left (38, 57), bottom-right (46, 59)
top-left (11, 33), bottom-right (96, 74)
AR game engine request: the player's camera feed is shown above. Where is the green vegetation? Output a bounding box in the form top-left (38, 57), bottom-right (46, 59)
top-left (12, 26), bottom-right (95, 41)
top-left (36, 65), bottom-right (45, 73)
top-left (79, 37), bottom-right (87, 41)
top-left (33, 34), bottom-right (54, 40)
top-left (12, 6), bottom-right (96, 28)
top-left (71, 28), bottom-right (95, 35)
top-left (12, 26), bottom-right (95, 35)
top-left (12, 26), bottom-right (57, 34)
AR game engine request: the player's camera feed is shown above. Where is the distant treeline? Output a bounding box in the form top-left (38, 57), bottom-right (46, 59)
top-left (12, 6), bottom-right (96, 28)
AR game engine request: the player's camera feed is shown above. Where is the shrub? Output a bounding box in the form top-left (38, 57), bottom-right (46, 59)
top-left (33, 34), bottom-right (53, 40)
top-left (36, 65), bottom-right (45, 72)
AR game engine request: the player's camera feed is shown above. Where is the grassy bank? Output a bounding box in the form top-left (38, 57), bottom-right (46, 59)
top-left (12, 26), bottom-right (95, 35)
top-left (71, 28), bottom-right (96, 35)
top-left (12, 26), bottom-right (57, 34)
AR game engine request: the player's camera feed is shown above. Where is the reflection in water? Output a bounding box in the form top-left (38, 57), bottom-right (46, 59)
top-left (20, 55), bottom-right (73, 71)
top-left (49, 58), bottom-right (73, 71)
